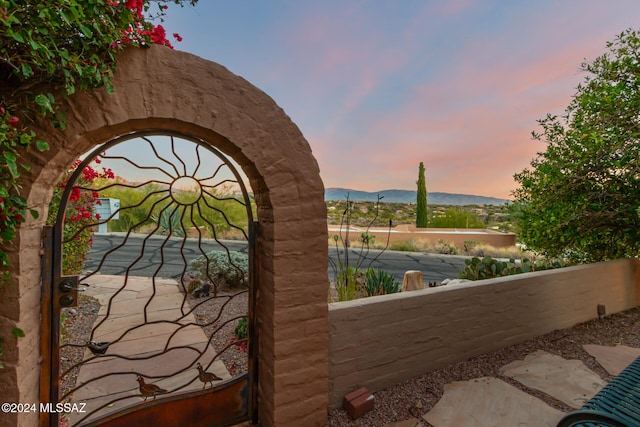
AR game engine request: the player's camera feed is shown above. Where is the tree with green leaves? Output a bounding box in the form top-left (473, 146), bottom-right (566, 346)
top-left (416, 161), bottom-right (428, 228)
top-left (512, 28), bottom-right (640, 263)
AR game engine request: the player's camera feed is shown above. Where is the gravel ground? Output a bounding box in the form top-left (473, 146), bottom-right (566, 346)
top-left (63, 289), bottom-right (640, 427)
top-left (60, 294), bottom-right (101, 399)
top-left (327, 306), bottom-right (640, 427)
top-left (186, 288), bottom-right (249, 376)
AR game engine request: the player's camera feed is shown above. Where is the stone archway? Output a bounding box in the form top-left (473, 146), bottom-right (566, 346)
top-left (0, 46), bottom-right (328, 427)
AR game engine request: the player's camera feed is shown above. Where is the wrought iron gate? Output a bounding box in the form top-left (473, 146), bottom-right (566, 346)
top-left (40, 132), bottom-right (258, 427)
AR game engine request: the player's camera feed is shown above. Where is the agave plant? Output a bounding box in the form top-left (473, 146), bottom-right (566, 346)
top-left (362, 268), bottom-right (400, 297)
top-left (152, 208), bottom-right (185, 237)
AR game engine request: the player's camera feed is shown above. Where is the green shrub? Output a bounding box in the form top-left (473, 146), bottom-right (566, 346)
top-left (363, 268), bottom-right (400, 297)
top-left (234, 317), bottom-right (248, 340)
top-left (187, 250), bottom-right (248, 289)
top-left (360, 232), bottom-right (376, 246)
top-left (335, 265), bottom-right (360, 301)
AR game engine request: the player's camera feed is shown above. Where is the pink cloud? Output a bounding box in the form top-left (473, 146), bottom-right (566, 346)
top-left (278, 2), bottom-right (640, 199)
top-left (324, 23), bottom-right (619, 197)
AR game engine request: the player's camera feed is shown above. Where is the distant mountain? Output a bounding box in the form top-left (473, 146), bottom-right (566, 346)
top-left (324, 188), bottom-right (510, 206)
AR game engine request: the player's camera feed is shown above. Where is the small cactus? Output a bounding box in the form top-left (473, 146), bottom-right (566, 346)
top-left (460, 256), bottom-right (563, 281)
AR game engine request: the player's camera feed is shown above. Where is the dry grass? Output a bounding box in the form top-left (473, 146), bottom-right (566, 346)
top-left (382, 237), bottom-right (535, 260)
top-left (461, 242), bottom-right (535, 259)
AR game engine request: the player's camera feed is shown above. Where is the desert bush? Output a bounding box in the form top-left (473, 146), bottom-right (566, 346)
top-left (463, 240), bottom-right (481, 254)
top-left (389, 239), bottom-right (418, 252)
top-left (186, 278), bottom-right (202, 294)
top-left (187, 250), bottom-right (248, 289)
top-left (429, 207), bottom-right (485, 228)
top-left (363, 268), bottom-right (400, 296)
top-left (360, 232), bottom-right (376, 246)
top-left (463, 241), bottom-right (531, 259)
top-left (431, 239), bottom-right (460, 255)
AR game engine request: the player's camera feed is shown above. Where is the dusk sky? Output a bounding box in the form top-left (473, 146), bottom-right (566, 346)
top-left (159, 1), bottom-right (640, 199)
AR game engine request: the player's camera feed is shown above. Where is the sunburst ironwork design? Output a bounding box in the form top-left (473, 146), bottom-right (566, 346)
top-left (50, 133), bottom-right (255, 426)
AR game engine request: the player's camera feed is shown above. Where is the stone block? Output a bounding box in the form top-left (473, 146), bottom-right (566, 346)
top-left (402, 270), bottom-right (423, 291)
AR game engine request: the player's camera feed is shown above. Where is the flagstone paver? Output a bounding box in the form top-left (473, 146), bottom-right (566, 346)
top-left (500, 350), bottom-right (606, 408)
top-left (423, 376), bottom-right (564, 427)
top-left (68, 275), bottom-right (230, 424)
top-left (421, 344), bottom-right (640, 426)
top-left (583, 344), bottom-right (640, 376)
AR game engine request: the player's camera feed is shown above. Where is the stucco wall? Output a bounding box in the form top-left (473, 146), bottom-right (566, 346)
top-left (328, 258), bottom-right (640, 407)
top-left (0, 45), bottom-right (329, 427)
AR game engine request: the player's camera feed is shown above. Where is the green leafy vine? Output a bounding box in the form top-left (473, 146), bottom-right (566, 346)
top-left (0, 0), bottom-right (198, 368)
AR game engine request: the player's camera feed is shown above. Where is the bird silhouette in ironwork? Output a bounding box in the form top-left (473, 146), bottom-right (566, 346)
top-left (136, 375), bottom-right (168, 400)
top-left (196, 362), bottom-right (222, 389)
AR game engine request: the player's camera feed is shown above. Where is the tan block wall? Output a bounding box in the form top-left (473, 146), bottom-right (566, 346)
top-left (328, 258), bottom-right (640, 407)
top-left (329, 225), bottom-right (516, 248)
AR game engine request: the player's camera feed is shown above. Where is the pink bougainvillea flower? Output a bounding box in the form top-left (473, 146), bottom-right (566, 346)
top-left (151, 24), bottom-right (173, 48)
top-left (125, 0), bottom-right (144, 17)
top-left (69, 187), bottom-right (82, 203)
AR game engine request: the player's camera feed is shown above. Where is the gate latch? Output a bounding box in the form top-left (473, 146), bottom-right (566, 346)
top-left (59, 280), bottom-right (88, 292)
top-left (55, 277), bottom-right (87, 308)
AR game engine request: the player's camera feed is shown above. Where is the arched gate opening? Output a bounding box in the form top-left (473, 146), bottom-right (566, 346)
top-left (0, 45), bottom-right (329, 427)
top-left (41, 132), bottom-right (258, 426)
